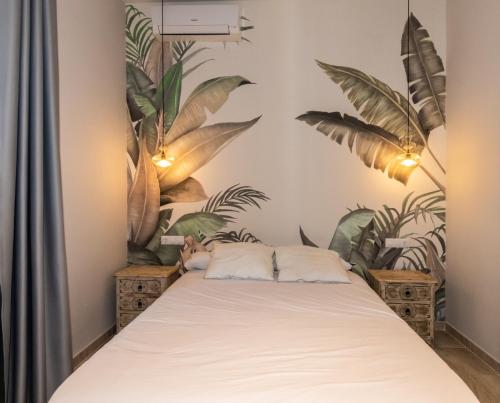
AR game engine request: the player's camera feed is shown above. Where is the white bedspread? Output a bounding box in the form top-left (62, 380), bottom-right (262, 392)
top-left (51, 271), bottom-right (477, 403)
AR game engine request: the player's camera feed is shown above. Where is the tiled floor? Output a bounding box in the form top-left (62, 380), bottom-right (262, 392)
top-left (434, 331), bottom-right (500, 403)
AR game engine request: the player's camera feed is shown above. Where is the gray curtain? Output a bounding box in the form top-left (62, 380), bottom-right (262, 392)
top-left (0, 0), bottom-right (73, 402)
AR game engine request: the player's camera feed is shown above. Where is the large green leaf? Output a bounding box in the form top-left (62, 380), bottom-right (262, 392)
top-left (316, 61), bottom-right (427, 144)
top-left (330, 209), bottom-right (377, 277)
top-left (134, 94), bottom-right (157, 118)
top-left (128, 138), bottom-right (160, 247)
top-left (154, 62), bottom-right (183, 131)
top-left (160, 177), bottom-right (208, 205)
top-left (126, 113), bottom-right (139, 165)
top-left (145, 209), bottom-right (173, 252)
top-left (155, 212), bottom-right (226, 265)
top-left (126, 62), bottom-right (156, 122)
top-left (372, 247), bottom-right (403, 270)
top-left (349, 250), bottom-right (371, 279)
top-left (297, 112), bottom-right (421, 185)
top-left (128, 244), bottom-right (162, 266)
top-left (166, 76), bottom-right (253, 144)
top-left (299, 227), bottom-right (319, 248)
top-left (158, 117), bottom-right (261, 191)
top-left (167, 212), bottom-right (226, 240)
top-left (329, 208), bottom-right (376, 261)
top-left (402, 14), bottom-right (445, 132)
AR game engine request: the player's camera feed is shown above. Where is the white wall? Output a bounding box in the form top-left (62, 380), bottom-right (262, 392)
top-left (57, 0), bottom-right (127, 355)
top-left (447, 0), bottom-right (500, 361)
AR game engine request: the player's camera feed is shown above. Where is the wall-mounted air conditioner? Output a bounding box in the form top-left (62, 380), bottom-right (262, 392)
top-left (151, 3), bottom-right (241, 42)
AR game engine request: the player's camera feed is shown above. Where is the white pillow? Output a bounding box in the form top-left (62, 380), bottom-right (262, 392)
top-left (275, 245), bottom-right (352, 283)
top-left (205, 243), bottom-right (274, 281)
top-left (184, 251), bottom-right (211, 270)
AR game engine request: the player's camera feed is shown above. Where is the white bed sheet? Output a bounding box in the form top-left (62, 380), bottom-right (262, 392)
top-left (51, 271), bottom-right (478, 403)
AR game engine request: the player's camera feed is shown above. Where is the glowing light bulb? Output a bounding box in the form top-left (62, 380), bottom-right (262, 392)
top-left (397, 152), bottom-right (421, 167)
top-left (152, 147), bottom-right (174, 168)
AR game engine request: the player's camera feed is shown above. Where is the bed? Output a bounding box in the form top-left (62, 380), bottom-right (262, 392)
top-left (50, 270), bottom-right (477, 402)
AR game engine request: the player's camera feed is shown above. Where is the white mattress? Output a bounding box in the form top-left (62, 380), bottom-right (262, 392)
top-left (51, 271), bottom-right (477, 403)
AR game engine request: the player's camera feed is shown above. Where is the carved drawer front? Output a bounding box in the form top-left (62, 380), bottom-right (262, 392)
top-left (119, 295), bottom-right (156, 311)
top-left (388, 303), bottom-right (431, 320)
top-left (119, 279), bottom-right (162, 295)
top-left (385, 283), bottom-right (430, 301)
top-left (119, 312), bottom-right (139, 328)
top-left (407, 320), bottom-right (430, 337)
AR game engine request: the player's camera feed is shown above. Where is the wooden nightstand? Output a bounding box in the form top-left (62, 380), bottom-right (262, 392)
top-left (114, 265), bottom-right (179, 332)
top-left (367, 269), bottom-right (437, 344)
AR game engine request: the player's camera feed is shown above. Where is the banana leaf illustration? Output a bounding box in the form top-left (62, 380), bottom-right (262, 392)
top-left (125, 7), bottom-right (263, 264)
top-left (300, 209), bottom-right (376, 278)
top-left (127, 62), bottom-right (156, 122)
top-left (158, 118), bottom-right (261, 191)
top-left (300, 191), bottom-right (445, 279)
top-left (128, 137), bottom-right (160, 247)
top-left (329, 209), bottom-right (377, 278)
top-left (146, 211), bottom-right (227, 265)
top-left (166, 76), bottom-right (253, 144)
top-left (402, 14), bottom-right (446, 132)
top-left (160, 177), bottom-right (208, 204)
top-left (297, 13), bottom-right (447, 316)
top-left (329, 209), bottom-right (376, 262)
top-left (297, 112), bottom-right (421, 184)
top-left (297, 14), bottom-right (446, 191)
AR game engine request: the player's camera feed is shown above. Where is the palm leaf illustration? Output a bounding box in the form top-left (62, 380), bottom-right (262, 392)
top-left (126, 5), bottom-right (154, 70)
top-left (207, 228), bottom-right (262, 244)
top-left (202, 184), bottom-right (269, 222)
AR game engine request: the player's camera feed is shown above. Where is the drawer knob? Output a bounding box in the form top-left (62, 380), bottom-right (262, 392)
top-left (132, 298), bottom-right (147, 310)
top-left (398, 304), bottom-right (415, 318)
top-left (137, 284), bottom-right (143, 291)
top-left (400, 286), bottom-right (415, 300)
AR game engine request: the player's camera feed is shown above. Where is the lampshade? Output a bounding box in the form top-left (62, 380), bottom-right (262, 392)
top-left (152, 147), bottom-right (174, 168)
top-left (397, 151), bottom-right (421, 167)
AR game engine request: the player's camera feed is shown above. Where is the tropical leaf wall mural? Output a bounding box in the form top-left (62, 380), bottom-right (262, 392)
top-left (124, 2), bottom-right (447, 319)
top-left (297, 12), bottom-right (447, 319)
top-left (125, 4), bottom-right (267, 267)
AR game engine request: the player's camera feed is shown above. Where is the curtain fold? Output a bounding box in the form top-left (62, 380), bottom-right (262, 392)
top-left (0, 0), bottom-right (72, 402)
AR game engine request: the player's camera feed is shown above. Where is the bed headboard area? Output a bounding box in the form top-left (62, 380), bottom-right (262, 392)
top-left (125, 0), bottom-right (446, 318)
